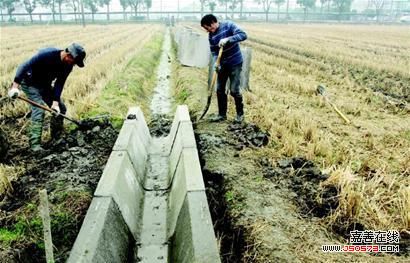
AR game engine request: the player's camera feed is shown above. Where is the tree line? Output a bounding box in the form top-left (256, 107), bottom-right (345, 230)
top-left (0, 0), bottom-right (403, 23)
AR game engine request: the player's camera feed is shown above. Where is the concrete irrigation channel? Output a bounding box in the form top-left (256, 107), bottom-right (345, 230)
top-left (68, 28), bottom-right (220, 262)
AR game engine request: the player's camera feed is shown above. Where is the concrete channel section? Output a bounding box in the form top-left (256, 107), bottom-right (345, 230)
top-left (68, 106), bottom-right (220, 263)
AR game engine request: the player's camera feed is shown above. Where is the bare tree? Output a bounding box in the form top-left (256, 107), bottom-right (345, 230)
top-left (297, 0), bottom-right (315, 21)
top-left (23, 0), bottom-right (36, 23)
top-left (238, 0), bottom-right (244, 18)
top-left (369, 0), bottom-right (385, 21)
top-left (129, 0), bottom-right (143, 17)
top-left (274, 0), bottom-right (285, 20)
top-left (55, 0), bottom-right (66, 22)
top-left (199, 0), bottom-right (208, 17)
top-left (286, 0), bottom-right (290, 19)
top-left (144, 0), bottom-right (152, 19)
top-left (40, 0), bottom-right (56, 23)
top-left (84, 0), bottom-right (97, 22)
top-left (119, 0), bottom-right (129, 20)
top-left (1, 0), bottom-right (18, 21)
top-left (99, 0), bottom-right (111, 20)
top-left (208, 0), bottom-right (216, 12)
top-left (229, 0), bottom-right (240, 19)
top-left (332, 0), bottom-right (353, 21)
top-left (68, 0), bottom-right (80, 22)
top-left (218, 0), bottom-right (229, 19)
top-left (255, 0), bottom-right (275, 22)
top-left (320, 0), bottom-right (327, 18)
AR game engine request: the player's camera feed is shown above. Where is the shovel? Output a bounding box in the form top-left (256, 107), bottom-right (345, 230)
top-left (199, 46), bottom-right (224, 120)
top-left (316, 85), bottom-right (350, 124)
top-left (17, 95), bottom-right (88, 128)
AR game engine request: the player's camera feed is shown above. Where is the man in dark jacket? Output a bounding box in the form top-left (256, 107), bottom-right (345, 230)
top-left (8, 43), bottom-right (86, 152)
top-left (201, 14), bottom-right (247, 123)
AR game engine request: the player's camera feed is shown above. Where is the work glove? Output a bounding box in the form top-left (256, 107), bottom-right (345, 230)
top-left (7, 87), bottom-right (20, 99)
top-left (214, 63), bottom-right (221, 73)
top-left (218, 37), bottom-right (230, 47)
top-left (51, 101), bottom-right (60, 114)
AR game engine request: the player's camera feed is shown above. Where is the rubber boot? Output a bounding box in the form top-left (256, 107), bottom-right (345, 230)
top-left (29, 121), bottom-right (44, 152)
top-left (217, 92), bottom-right (228, 117)
top-left (234, 96), bottom-right (244, 124)
top-left (50, 115), bottom-right (64, 140)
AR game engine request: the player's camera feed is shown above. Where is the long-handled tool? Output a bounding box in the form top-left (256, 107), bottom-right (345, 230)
top-left (17, 95), bottom-right (85, 127)
top-left (199, 46), bottom-right (224, 120)
top-left (316, 85), bottom-right (350, 124)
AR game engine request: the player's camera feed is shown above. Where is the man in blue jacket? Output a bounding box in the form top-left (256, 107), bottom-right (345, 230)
top-left (201, 14), bottom-right (247, 123)
top-left (7, 43), bottom-right (86, 152)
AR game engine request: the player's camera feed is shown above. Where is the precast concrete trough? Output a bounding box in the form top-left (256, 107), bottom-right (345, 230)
top-left (68, 106), bottom-right (220, 263)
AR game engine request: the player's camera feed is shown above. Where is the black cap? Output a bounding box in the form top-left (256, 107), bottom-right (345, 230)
top-left (66, 43), bottom-right (86, 67)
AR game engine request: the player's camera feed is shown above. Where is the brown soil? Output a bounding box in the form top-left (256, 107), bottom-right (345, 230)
top-left (0, 118), bottom-right (117, 262)
top-left (194, 117), bottom-right (409, 262)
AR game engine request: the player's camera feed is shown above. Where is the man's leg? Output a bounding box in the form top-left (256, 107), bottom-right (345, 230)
top-left (229, 63), bottom-right (244, 123)
top-left (50, 100), bottom-right (66, 140)
top-left (213, 67), bottom-right (229, 121)
top-left (21, 85), bottom-right (45, 151)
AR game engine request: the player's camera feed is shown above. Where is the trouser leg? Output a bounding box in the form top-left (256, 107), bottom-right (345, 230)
top-left (21, 85), bottom-right (45, 149)
top-left (229, 63), bottom-right (244, 116)
top-left (216, 67), bottom-right (229, 117)
top-left (50, 101), bottom-right (66, 139)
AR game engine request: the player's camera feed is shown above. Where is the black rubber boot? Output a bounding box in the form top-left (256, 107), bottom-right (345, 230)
top-left (50, 115), bottom-right (64, 140)
top-left (217, 93), bottom-right (228, 117)
top-left (29, 121), bottom-right (45, 152)
top-left (234, 96), bottom-right (244, 117)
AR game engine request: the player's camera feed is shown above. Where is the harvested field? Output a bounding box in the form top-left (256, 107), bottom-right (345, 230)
top-left (173, 23), bottom-right (409, 262)
top-left (0, 24), bottom-right (164, 262)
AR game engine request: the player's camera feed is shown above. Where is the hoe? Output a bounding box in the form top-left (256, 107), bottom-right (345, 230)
top-left (316, 84), bottom-right (350, 124)
top-left (17, 95), bottom-right (91, 129)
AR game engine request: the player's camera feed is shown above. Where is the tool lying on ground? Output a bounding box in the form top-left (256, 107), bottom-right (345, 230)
top-left (199, 46), bottom-right (224, 120)
top-left (316, 84), bottom-right (350, 124)
top-left (17, 95), bottom-right (89, 128)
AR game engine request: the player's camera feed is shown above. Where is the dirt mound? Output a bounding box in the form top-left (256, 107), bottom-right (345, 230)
top-left (0, 118), bottom-right (117, 262)
top-left (148, 114), bottom-right (172, 137)
top-left (0, 129), bottom-right (8, 161)
top-left (227, 123), bottom-right (270, 149)
top-left (261, 156), bottom-right (339, 218)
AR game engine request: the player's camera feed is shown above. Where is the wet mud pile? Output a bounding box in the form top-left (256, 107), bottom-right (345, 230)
top-left (261, 156), bottom-right (338, 218)
top-left (148, 114), bottom-right (172, 137)
top-left (0, 129), bottom-right (8, 161)
top-left (227, 123), bottom-right (270, 149)
top-left (0, 118), bottom-right (117, 262)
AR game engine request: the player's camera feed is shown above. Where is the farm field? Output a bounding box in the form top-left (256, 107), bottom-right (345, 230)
top-left (0, 22), bottom-right (409, 262)
top-left (0, 24), bottom-right (164, 261)
top-left (174, 23), bottom-right (409, 262)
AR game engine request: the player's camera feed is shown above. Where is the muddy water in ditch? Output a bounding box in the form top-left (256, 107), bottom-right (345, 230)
top-left (135, 28), bottom-right (173, 262)
top-left (150, 28), bottom-right (173, 116)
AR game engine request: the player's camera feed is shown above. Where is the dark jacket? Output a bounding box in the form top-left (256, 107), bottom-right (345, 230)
top-left (14, 47), bottom-right (73, 101)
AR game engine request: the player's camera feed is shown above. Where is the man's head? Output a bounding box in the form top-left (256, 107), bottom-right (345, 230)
top-left (64, 43), bottom-right (86, 67)
top-left (201, 14), bottom-right (219, 33)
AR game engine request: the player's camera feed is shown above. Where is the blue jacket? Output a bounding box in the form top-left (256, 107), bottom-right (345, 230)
top-left (208, 21), bottom-right (247, 67)
top-left (14, 47), bottom-right (73, 101)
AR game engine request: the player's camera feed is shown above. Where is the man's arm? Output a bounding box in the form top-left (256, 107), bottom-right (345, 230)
top-left (227, 22), bottom-right (247, 44)
top-left (53, 68), bottom-right (72, 102)
top-left (13, 53), bottom-right (42, 85)
top-left (9, 53), bottom-right (41, 98)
